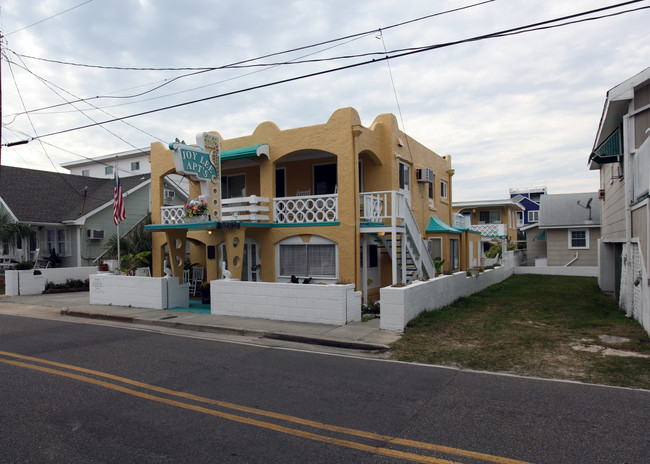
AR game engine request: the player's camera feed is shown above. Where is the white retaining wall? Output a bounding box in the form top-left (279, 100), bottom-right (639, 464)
top-left (211, 280), bottom-right (361, 325)
top-left (380, 266), bottom-right (514, 332)
top-left (90, 274), bottom-right (189, 309)
top-left (514, 266), bottom-right (598, 277)
top-left (4, 267), bottom-right (99, 296)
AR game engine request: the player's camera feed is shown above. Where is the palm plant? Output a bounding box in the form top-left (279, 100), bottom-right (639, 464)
top-left (0, 212), bottom-right (35, 260)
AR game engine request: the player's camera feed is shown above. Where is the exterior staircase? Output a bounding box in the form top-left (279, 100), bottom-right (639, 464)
top-left (372, 196), bottom-right (435, 284)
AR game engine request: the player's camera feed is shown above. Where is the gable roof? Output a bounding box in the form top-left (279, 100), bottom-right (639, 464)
top-left (0, 165), bottom-right (150, 224)
top-left (453, 198), bottom-right (525, 212)
top-left (589, 67), bottom-right (650, 169)
top-left (538, 192), bottom-right (601, 229)
top-left (426, 217), bottom-right (462, 234)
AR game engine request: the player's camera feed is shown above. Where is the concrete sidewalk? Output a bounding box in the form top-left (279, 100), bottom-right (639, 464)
top-left (0, 292), bottom-right (400, 351)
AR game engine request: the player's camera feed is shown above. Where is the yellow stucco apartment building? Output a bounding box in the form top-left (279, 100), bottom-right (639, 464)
top-left (146, 107), bottom-right (468, 302)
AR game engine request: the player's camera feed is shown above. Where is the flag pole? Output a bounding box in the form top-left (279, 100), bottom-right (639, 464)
top-left (115, 157), bottom-right (120, 272)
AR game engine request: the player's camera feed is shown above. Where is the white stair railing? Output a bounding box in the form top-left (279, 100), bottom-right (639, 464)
top-left (399, 194), bottom-right (435, 280)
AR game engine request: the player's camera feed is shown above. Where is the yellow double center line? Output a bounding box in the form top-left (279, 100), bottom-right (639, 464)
top-left (0, 350), bottom-right (533, 464)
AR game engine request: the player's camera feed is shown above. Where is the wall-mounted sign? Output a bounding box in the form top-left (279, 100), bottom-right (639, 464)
top-left (169, 132), bottom-right (222, 220)
top-left (169, 141), bottom-right (217, 182)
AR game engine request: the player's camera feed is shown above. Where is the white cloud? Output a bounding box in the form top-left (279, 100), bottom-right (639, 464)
top-left (1, 0), bottom-right (648, 202)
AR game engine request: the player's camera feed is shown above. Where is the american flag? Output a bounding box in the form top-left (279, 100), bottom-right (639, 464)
top-left (113, 169), bottom-right (126, 225)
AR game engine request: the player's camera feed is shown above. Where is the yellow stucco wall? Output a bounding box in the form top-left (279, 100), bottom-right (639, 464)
top-left (149, 107), bottom-right (454, 291)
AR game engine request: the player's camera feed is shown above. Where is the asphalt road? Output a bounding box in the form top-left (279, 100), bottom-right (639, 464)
top-left (1, 313), bottom-right (648, 463)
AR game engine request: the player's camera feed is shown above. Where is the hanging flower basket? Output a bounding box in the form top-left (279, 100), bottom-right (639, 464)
top-left (183, 198), bottom-right (208, 223)
top-left (184, 215), bottom-right (206, 224)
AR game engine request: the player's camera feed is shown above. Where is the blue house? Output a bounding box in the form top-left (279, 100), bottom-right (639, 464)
top-left (509, 186), bottom-right (547, 231)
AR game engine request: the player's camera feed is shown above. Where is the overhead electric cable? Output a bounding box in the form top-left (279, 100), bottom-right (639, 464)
top-left (9, 53), bottom-right (166, 149)
top-left (3, 0), bottom-right (496, 119)
top-left (13, 0), bottom-right (495, 71)
top-left (5, 0), bottom-right (94, 36)
top-left (20, 0), bottom-right (647, 143)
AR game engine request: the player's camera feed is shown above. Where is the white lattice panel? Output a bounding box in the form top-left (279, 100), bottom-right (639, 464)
top-left (161, 206), bottom-right (185, 224)
top-left (273, 194), bottom-right (338, 224)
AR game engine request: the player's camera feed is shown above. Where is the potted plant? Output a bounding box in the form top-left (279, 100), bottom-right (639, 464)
top-left (433, 257), bottom-right (445, 276)
top-left (183, 198), bottom-right (208, 223)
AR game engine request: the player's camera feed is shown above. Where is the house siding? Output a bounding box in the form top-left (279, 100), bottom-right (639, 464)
top-left (525, 226), bottom-right (547, 266)
top-left (546, 228), bottom-right (599, 266)
top-left (601, 166), bottom-right (626, 240)
top-left (81, 186), bottom-right (151, 266)
top-left (632, 203), bottom-right (648, 268)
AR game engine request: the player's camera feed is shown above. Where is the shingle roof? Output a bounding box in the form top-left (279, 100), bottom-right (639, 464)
top-left (0, 165), bottom-right (149, 223)
top-left (538, 192), bottom-right (601, 228)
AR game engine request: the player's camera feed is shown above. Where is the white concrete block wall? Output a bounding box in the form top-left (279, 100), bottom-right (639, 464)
top-left (5, 267), bottom-right (100, 296)
top-left (167, 281), bottom-right (190, 309)
top-left (89, 275), bottom-right (188, 309)
top-left (211, 281), bottom-right (358, 325)
top-left (380, 266), bottom-right (514, 332)
top-left (514, 266), bottom-right (598, 277)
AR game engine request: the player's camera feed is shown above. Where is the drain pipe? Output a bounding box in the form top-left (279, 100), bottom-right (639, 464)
top-left (565, 251), bottom-right (579, 267)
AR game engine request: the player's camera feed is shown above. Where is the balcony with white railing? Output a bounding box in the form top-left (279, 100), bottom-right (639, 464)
top-left (160, 195), bottom-right (270, 225)
top-left (159, 191), bottom-right (414, 227)
top-left (273, 193), bottom-right (338, 224)
top-left (359, 191), bottom-right (407, 224)
top-left (469, 223), bottom-right (507, 237)
top-left (222, 196), bottom-right (269, 222)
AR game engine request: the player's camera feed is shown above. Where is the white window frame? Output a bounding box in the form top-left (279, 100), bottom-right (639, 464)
top-left (568, 229), bottom-right (589, 249)
top-left (440, 179), bottom-right (448, 200)
top-left (398, 161), bottom-right (411, 193)
top-left (428, 181), bottom-right (435, 208)
top-left (427, 237), bottom-right (443, 261)
top-left (105, 166), bottom-right (113, 175)
top-left (46, 228), bottom-right (70, 257)
top-left (81, 169), bottom-right (90, 177)
top-left (276, 235), bottom-right (338, 280)
top-left (528, 210), bottom-right (539, 223)
top-left (479, 210), bottom-right (501, 224)
top-left (221, 173), bottom-right (247, 199)
top-left (131, 161), bottom-right (140, 171)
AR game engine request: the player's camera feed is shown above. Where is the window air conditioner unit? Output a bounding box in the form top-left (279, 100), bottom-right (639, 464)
top-left (164, 189), bottom-right (175, 199)
top-left (87, 229), bottom-right (104, 240)
top-left (416, 168), bottom-right (434, 183)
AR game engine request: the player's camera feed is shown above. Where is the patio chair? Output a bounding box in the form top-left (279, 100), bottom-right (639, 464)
top-left (189, 266), bottom-right (204, 295)
top-left (135, 267), bottom-right (151, 277)
top-left (296, 189), bottom-right (311, 196)
top-left (182, 269), bottom-right (191, 284)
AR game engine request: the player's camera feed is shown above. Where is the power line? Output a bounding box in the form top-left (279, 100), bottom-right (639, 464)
top-left (5, 0), bottom-right (94, 36)
top-left (12, 1), bottom-right (496, 72)
top-left (19, 0), bottom-right (647, 143)
top-left (2, 0), bottom-right (495, 119)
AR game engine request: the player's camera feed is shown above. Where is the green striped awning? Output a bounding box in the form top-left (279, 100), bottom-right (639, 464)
top-left (589, 126), bottom-right (622, 166)
top-left (221, 144), bottom-right (270, 161)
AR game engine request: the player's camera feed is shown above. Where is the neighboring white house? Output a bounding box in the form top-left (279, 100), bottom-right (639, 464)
top-left (0, 165), bottom-right (151, 267)
top-left (588, 66), bottom-right (650, 335)
top-left (61, 147), bottom-right (189, 202)
top-left (522, 192), bottom-right (601, 268)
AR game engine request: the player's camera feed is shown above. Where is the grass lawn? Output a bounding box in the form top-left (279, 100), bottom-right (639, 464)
top-left (389, 274), bottom-right (650, 389)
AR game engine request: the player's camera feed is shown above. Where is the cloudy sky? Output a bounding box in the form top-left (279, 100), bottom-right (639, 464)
top-left (1, 0), bottom-right (649, 201)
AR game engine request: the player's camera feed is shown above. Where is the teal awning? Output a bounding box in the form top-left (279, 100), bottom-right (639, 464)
top-left (221, 144), bottom-right (270, 162)
top-left (426, 217), bottom-right (462, 234)
top-left (589, 126), bottom-right (622, 166)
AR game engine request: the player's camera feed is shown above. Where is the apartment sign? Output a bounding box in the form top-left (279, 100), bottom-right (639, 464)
top-left (169, 141), bottom-right (217, 182)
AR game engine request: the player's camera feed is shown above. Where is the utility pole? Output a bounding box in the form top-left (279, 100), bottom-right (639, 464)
top-left (1, 27), bottom-right (3, 165)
